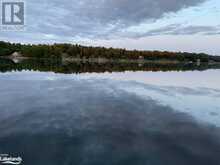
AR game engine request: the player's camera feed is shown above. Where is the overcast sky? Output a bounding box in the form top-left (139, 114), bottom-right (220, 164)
top-left (0, 0), bottom-right (220, 54)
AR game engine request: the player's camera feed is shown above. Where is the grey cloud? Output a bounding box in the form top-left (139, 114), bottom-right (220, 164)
top-left (26, 0), bottom-right (207, 38)
top-left (0, 0), bottom-right (209, 41)
top-left (124, 24), bottom-right (220, 38)
top-left (170, 25), bottom-right (220, 35)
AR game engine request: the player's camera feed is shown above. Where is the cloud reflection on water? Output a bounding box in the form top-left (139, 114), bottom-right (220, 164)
top-left (0, 73), bottom-right (220, 165)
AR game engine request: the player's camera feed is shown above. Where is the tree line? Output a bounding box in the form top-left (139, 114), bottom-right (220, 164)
top-left (1, 58), bottom-right (220, 74)
top-left (0, 41), bottom-right (219, 62)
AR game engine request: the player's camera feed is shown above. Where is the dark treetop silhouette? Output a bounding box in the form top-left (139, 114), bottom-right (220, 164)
top-left (1, 41), bottom-right (220, 62)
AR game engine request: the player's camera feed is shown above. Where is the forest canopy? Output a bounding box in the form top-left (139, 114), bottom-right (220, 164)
top-left (0, 41), bottom-right (219, 62)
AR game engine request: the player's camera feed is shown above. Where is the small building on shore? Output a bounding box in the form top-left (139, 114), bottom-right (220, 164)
top-left (11, 52), bottom-right (22, 58)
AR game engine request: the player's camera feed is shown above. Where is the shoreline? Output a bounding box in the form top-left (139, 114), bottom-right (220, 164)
top-left (2, 56), bottom-right (220, 65)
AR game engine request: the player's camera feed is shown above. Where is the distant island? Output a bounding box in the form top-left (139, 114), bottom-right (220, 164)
top-left (0, 41), bottom-right (220, 63)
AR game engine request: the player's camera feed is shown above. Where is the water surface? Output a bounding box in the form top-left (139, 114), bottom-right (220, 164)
top-left (0, 59), bottom-right (220, 165)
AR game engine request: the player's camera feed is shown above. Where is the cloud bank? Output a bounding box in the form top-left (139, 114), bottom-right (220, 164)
top-left (24, 0), bottom-right (208, 39)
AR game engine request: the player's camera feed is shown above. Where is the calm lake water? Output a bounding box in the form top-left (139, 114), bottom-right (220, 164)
top-left (0, 59), bottom-right (220, 165)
